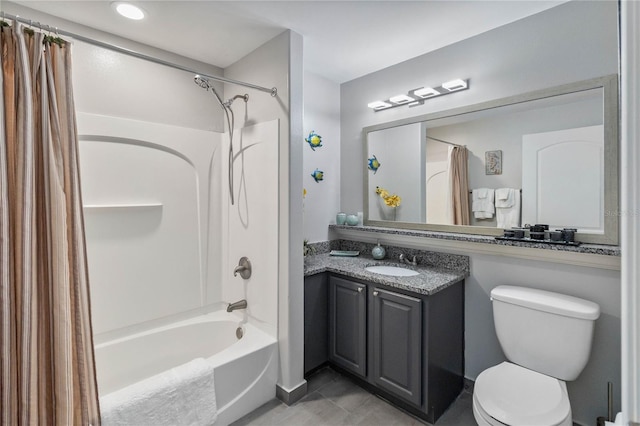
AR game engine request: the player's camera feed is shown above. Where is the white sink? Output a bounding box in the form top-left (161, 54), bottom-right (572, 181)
top-left (365, 265), bottom-right (420, 277)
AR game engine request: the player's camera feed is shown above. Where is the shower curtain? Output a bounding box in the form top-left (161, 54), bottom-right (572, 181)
top-left (447, 145), bottom-right (470, 226)
top-left (0, 22), bottom-right (100, 424)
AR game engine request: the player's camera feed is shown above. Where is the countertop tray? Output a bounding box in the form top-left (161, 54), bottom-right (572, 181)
top-left (495, 236), bottom-right (581, 247)
top-left (329, 250), bottom-right (360, 257)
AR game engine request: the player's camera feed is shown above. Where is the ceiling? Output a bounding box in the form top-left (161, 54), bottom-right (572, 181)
top-left (9, 1), bottom-right (566, 83)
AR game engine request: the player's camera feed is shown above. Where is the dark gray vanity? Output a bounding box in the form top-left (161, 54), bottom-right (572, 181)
top-left (303, 242), bottom-right (469, 423)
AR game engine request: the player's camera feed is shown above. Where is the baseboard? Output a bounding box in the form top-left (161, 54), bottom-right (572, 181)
top-left (276, 381), bottom-right (308, 406)
top-left (463, 377), bottom-right (475, 393)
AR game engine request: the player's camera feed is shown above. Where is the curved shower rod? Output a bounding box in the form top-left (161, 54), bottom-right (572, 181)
top-left (0, 11), bottom-right (278, 97)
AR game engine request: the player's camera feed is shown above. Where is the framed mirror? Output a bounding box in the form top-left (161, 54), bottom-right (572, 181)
top-left (363, 74), bottom-right (618, 245)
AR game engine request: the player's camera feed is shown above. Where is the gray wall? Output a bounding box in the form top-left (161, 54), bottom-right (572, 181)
top-left (339, 2), bottom-right (620, 424)
top-left (303, 71), bottom-right (342, 243)
top-left (367, 123), bottom-right (425, 222)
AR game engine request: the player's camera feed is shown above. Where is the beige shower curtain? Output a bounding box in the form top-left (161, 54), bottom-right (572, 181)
top-left (449, 146), bottom-right (470, 225)
top-left (0, 22), bottom-right (100, 425)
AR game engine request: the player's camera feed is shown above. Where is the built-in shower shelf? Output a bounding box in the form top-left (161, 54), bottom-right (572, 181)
top-left (83, 203), bottom-right (163, 212)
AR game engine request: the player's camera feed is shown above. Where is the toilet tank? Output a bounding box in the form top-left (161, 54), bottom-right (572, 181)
top-left (491, 285), bottom-right (600, 381)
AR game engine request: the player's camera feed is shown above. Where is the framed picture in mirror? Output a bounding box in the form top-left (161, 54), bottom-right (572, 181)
top-left (485, 150), bottom-right (502, 175)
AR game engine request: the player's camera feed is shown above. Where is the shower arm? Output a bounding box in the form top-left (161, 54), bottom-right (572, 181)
top-left (224, 94), bottom-right (249, 107)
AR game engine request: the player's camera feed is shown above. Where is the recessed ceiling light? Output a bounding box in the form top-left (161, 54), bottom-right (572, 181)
top-left (113, 2), bottom-right (145, 20)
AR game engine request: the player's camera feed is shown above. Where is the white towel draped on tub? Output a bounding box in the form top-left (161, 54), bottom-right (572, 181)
top-left (495, 188), bottom-right (521, 228)
top-left (100, 358), bottom-right (217, 426)
top-left (472, 188), bottom-right (495, 219)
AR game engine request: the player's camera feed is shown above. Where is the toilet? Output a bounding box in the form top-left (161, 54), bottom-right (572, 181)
top-left (473, 285), bottom-right (600, 426)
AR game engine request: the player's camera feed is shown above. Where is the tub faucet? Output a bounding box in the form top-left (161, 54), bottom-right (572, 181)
top-left (399, 253), bottom-right (418, 266)
top-left (234, 257), bottom-right (252, 279)
top-left (227, 299), bottom-right (247, 312)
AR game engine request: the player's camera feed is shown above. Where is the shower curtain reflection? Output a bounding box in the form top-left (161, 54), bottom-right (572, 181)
top-left (448, 146), bottom-right (471, 226)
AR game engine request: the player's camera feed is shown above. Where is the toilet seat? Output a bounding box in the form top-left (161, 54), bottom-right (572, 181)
top-left (473, 362), bottom-right (572, 426)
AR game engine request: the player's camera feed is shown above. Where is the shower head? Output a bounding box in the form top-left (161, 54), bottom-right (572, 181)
top-left (194, 75), bottom-right (211, 90)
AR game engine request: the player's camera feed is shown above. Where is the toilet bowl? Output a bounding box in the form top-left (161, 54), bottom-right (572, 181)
top-left (472, 286), bottom-right (600, 426)
top-left (473, 362), bottom-right (572, 426)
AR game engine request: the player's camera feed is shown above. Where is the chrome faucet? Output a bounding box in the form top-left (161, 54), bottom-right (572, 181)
top-left (399, 253), bottom-right (418, 266)
top-left (227, 299), bottom-right (247, 312)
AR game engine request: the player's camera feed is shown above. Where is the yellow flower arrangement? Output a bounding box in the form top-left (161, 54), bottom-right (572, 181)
top-left (384, 194), bottom-right (402, 207)
top-left (376, 186), bottom-right (402, 207)
top-left (375, 187), bottom-right (389, 198)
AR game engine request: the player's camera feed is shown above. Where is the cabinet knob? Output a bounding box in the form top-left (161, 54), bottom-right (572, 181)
top-left (373, 291), bottom-right (379, 296)
top-left (358, 287), bottom-right (363, 293)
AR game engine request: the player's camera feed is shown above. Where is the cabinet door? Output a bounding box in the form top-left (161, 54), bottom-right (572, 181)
top-left (329, 276), bottom-right (367, 377)
top-left (304, 274), bottom-right (328, 374)
top-left (371, 288), bottom-right (422, 406)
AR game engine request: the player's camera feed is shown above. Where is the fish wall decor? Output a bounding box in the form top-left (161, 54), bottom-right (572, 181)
top-left (368, 155), bottom-right (381, 174)
top-left (305, 131), bottom-right (323, 151)
top-left (311, 168), bottom-right (324, 183)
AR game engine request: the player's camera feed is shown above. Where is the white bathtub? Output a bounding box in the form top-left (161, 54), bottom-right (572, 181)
top-left (95, 311), bottom-right (278, 425)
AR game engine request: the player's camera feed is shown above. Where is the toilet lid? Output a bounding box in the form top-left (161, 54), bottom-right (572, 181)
top-left (475, 362), bottom-right (571, 426)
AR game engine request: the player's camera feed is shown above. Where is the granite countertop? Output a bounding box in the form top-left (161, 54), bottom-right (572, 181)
top-left (304, 253), bottom-right (468, 296)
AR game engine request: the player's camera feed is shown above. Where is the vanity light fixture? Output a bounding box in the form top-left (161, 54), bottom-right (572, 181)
top-left (442, 79), bottom-right (468, 91)
top-left (389, 94), bottom-right (416, 105)
top-left (113, 2), bottom-right (146, 20)
top-left (368, 78), bottom-right (469, 112)
top-left (414, 87), bottom-right (440, 98)
top-left (367, 100), bottom-right (393, 111)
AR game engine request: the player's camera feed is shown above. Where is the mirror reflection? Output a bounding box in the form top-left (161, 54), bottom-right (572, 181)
top-left (365, 75), bottom-right (618, 244)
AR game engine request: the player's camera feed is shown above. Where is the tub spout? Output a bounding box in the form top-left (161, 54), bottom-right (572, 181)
top-left (227, 299), bottom-right (247, 312)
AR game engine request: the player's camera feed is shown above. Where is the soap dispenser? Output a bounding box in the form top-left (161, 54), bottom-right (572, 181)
top-left (372, 241), bottom-right (386, 260)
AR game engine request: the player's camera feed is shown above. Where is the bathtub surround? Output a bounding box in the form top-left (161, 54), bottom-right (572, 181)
top-left (78, 112), bottom-right (281, 422)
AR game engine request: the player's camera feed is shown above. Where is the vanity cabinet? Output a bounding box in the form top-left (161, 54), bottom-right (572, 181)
top-left (327, 273), bottom-right (464, 423)
top-left (328, 276), bottom-right (367, 377)
top-left (304, 274), bottom-right (329, 375)
top-left (371, 287), bottom-right (422, 406)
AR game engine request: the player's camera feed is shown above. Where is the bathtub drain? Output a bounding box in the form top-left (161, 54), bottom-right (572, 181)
top-left (236, 326), bottom-right (244, 340)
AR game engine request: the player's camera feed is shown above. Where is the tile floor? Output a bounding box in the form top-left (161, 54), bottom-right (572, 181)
top-left (230, 367), bottom-right (476, 426)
